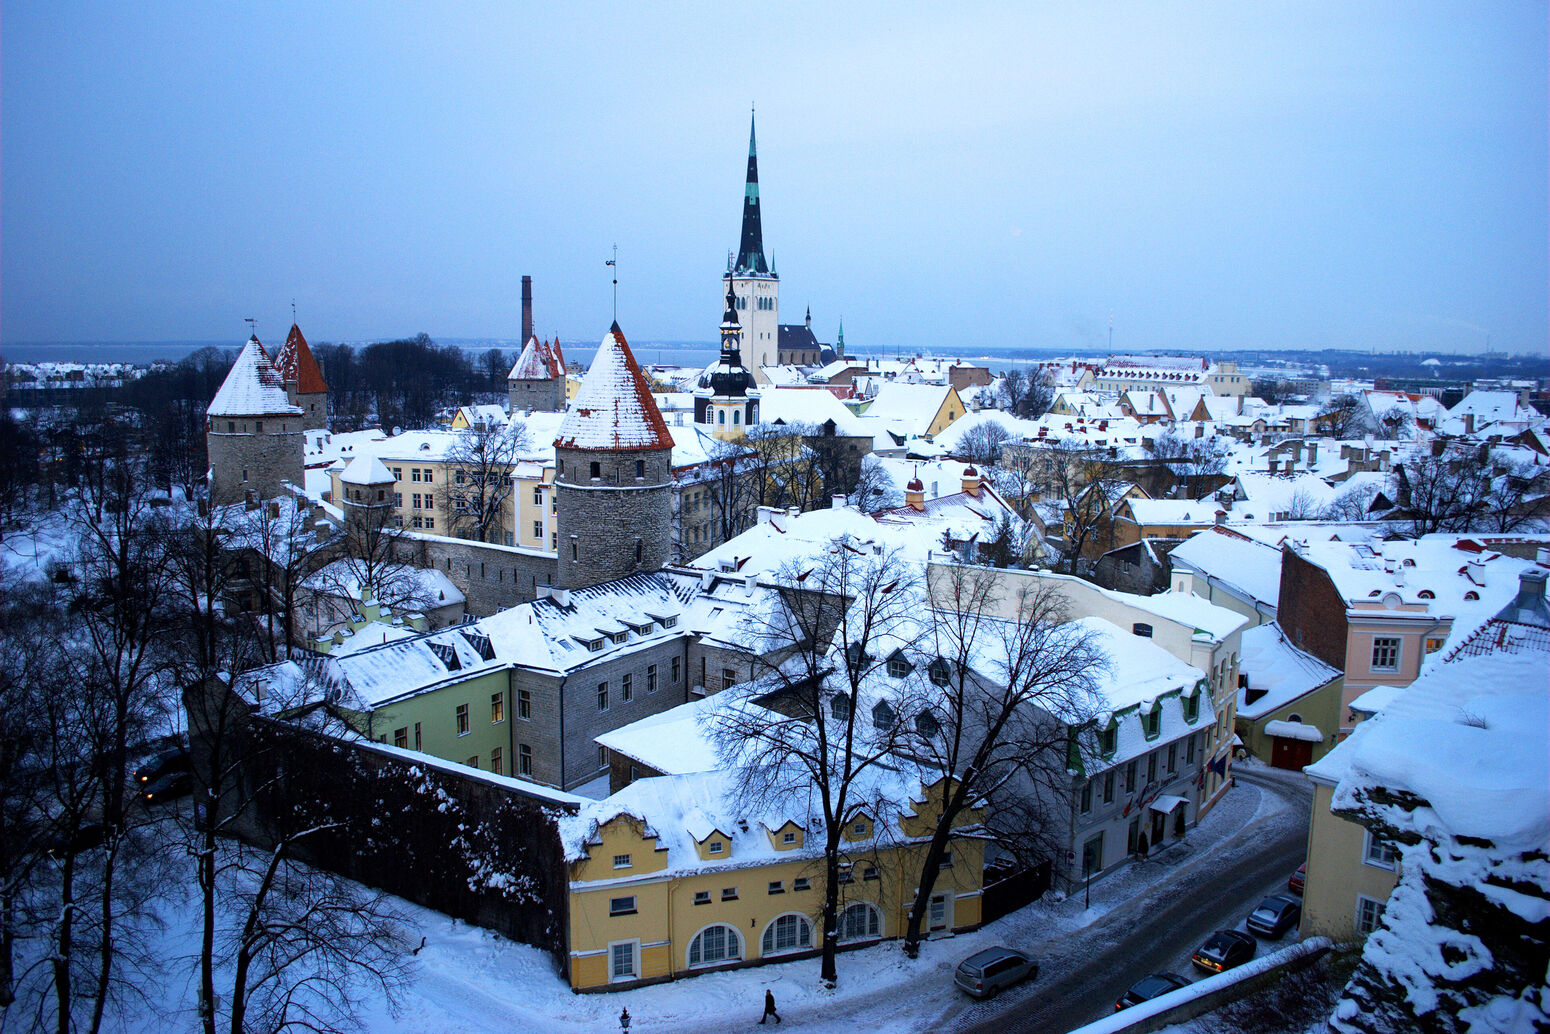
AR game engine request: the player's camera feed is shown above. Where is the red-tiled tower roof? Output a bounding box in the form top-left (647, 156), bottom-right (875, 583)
top-left (274, 323), bottom-right (329, 394)
top-left (554, 323), bottom-right (673, 451)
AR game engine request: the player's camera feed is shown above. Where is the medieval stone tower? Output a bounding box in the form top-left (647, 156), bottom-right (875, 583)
top-left (507, 335), bottom-right (567, 414)
top-left (273, 322), bottom-right (330, 430)
top-left (552, 322), bottom-right (673, 589)
top-left (723, 112), bottom-right (778, 382)
top-left (206, 335), bottom-right (305, 505)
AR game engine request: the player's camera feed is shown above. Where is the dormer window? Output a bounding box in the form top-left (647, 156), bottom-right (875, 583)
top-left (887, 654), bottom-right (911, 678)
top-left (782, 830), bottom-right (796, 844)
top-left (830, 694), bottom-right (851, 721)
top-left (871, 701), bottom-right (895, 732)
top-left (915, 711), bottom-right (940, 738)
top-left (928, 659), bottom-right (950, 686)
top-left (1142, 708), bottom-right (1161, 739)
top-left (1184, 691), bottom-right (1200, 724)
top-left (708, 840), bottom-right (724, 855)
top-left (1098, 724), bottom-right (1117, 756)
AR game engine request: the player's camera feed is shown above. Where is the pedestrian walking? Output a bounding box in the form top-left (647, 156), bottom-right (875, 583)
top-left (759, 988), bottom-right (781, 1024)
top-left (1137, 832), bottom-right (1150, 861)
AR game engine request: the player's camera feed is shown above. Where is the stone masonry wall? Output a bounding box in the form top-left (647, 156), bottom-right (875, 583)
top-left (207, 423), bottom-right (305, 505)
top-left (555, 445), bottom-right (672, 590)
top-left (407, 535), bottom-right (558, 616)
top-left (509, 377), bottom-right (565, 414)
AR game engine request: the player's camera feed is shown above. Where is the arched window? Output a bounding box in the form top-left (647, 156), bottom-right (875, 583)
top-left (1464, 591), bottom-right (1480, 601)
top-left (688, 924), bottom-right (742, 967)
top-left (732, 410), bottom-right (741, 425)
top-left (839, 902), bottom-right (882, 943)
top-left (718, 410), bottom-right (726, 424)
top-left (872, 701), bottom-right (895, 732)
top-left (1287, 713), bottom-right (1302, 724)
top-left (761, 913), bottom-right (813, 956)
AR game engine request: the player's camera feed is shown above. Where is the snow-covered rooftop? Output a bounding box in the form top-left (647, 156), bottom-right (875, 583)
top-left (1236, 622), bottom-right (1341, 720)
top-left (554, 325), bottom-right (672, 452)
top-left (208, 337), bottom-right (302, 418)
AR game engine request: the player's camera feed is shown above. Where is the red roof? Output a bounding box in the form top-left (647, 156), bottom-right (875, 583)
top-left (274, 323), bottom-right (329, 394)
top-left (553, 323), bottom-right (673, 451)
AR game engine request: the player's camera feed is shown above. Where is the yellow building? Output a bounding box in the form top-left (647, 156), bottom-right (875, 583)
top-left (561, 771), bottom-right (985, 990)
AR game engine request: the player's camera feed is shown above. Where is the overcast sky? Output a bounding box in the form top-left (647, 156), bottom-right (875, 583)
top-left (3, 2), bottom-right (1545, 355)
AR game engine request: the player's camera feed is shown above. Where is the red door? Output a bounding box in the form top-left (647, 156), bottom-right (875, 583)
top-left (1270, 736), bottom-right (1313, 770)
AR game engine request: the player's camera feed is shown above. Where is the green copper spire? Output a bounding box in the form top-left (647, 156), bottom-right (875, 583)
top-left (735, 109), bottom-right (769, 275)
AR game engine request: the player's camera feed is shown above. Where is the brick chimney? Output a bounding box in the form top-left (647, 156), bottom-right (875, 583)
top-left (521, 275), bottom-right (533, 345)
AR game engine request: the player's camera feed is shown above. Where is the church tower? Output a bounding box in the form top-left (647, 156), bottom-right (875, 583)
top-left (723, 112), bottom-right (778, 382)
top-left (696, 283), bottom-right (759, 439)
top-left (552, 323), bottom-right (674, 589)
top-left (206, 335), bottom-right (305, 505)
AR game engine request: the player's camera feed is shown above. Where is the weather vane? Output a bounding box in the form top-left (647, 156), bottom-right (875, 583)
top-left (244, 317), bottom-right (257, 340)
top-left (606, 244), bottom-right (618, 322)
top-left (292, 298), bottom-right (297, 323)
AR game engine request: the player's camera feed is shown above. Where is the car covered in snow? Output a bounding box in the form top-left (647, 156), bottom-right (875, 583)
top-left (1190, 929), bottom-right (1256, 973)
top-left (1114, 972), bottom-right (1190, 1011)
top-left (953, 946), bottom-right (1038, 998)
top-left (1246, 894), bottom-right (1302, 938)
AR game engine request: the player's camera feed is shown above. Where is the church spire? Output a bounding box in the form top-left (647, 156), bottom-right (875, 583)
top-left (735, 110), bottom-right (769, 275)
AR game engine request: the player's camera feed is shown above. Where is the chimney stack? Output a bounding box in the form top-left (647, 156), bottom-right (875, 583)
top-left (905, 477), bottom-right (926, 512)
top-left (521, 275), bottom-right (534, 344)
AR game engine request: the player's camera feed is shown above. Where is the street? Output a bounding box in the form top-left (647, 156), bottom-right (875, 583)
top-left (944, 765), bottom-right (1312, 1034)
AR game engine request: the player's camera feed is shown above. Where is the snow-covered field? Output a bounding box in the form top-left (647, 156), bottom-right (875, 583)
top-left (90, 766), bottom-right (1301, 1034)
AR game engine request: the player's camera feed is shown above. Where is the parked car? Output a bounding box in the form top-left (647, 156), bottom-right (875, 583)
top-left (133, 748), bottom-right (191, 787)
top-left (1247, 894), bottom-right (1302, 938)
top-left (954, 946), bottom-right (1039, 998)
top-left (1115, 972), bottom-right (1191, 1011)
top-left (1289, 862), bottom-right (1306, 895)
top-left (1191, 929), bottom-right (1256, 974)
top-left (139, 768), bottom-right (193, 806)
top-left (45, 821), bottom-right (111, 861)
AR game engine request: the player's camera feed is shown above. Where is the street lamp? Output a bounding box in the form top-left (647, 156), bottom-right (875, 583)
top-left (1082, 851), bottom-right (1091, 910)
top-left (619, 1007), bottom-right (631, 1031)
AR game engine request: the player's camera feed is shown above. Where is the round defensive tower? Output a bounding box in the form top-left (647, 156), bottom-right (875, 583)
top-left (205, 335), bottom-right (306, 506)
top-left (553, 322), bottom-right (674, 589)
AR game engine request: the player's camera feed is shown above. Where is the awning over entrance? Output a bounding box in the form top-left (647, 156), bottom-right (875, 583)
top-left (1149, 794), bottom-right (1189, 814)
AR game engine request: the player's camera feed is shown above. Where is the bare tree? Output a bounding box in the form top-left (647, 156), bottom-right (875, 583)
top-left (896, 565), bottom-right (1102, 955)
top-left (708, 540), bottom-right (920, 987)
top-left (956, 421), bottom-right (1012, 467)
top-left (1394, 444), bottom-right (1494, 535)
top-left (745, 423), bottom-right (827, 512)
top-left (1482, 456), bottom-right (1548, 533)
top-left (996, 369), bottom-right (1052, 419)
top-left (444, 420), bottom-right (528, 544)
top-left (700, 439), bottom-right (763, 546)
top-left (1025, 440), bottom-right (1129, 574)
top-left (230, 497), bottom-right (338, 662)
top-left (1151, 430), bottom-right (1231, 495)
top-left (849, 454), bottom-right (899, 513)
top-left (1318, 394), bottom-right (1366, 440)
top-left (1320, 483), bottom-right (1381, 522)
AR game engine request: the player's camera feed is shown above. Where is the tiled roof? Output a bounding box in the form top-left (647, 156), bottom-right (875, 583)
top-left (274, 323), bottom-right (329, 394)
top-left (553, 324), bottom-right (673, 451)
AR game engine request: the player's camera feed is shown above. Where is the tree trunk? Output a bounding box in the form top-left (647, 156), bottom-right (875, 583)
top-left (820, 833), bottom-right (841, 987)
top-left (52, 854), bottom-right (75, 1034)
top-left (199, 824), bottom-right (218, 1034)
top-left (903, 826), bottom-right (955, 958)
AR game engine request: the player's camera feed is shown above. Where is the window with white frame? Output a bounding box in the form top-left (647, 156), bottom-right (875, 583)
top-left (1356, 895), bottom-right (1386, 935)
top-left (761, 914), bottom-right (814, 956)
top-left (688, 924), bottom-right (741, 967)
top-left (608, 896), bottom-right (636, 916)
top-left (693, 890), bottom-right (710, 905)
top-left (609, 941), bottom-right (637, 981)
top-left (1371, 637), bottom-right (1401, 672)
top-left (839, 902), bottom-right (882, 942)
top-left (1364, 831), bottom-right (1399, 870)
top-left (612, 854), bottom-right (631, 869)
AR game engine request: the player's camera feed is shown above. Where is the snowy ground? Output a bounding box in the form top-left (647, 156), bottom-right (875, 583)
top-left (99, 763), bottom-right (1305, 1034)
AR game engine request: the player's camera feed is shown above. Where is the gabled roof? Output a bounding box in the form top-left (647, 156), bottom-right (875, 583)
top-left (208, 337), bottom-right (303, 417)
top-left (554, 324), bottom-right (674, 451)
top-left (274, 323), bottom-right (329, 394)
